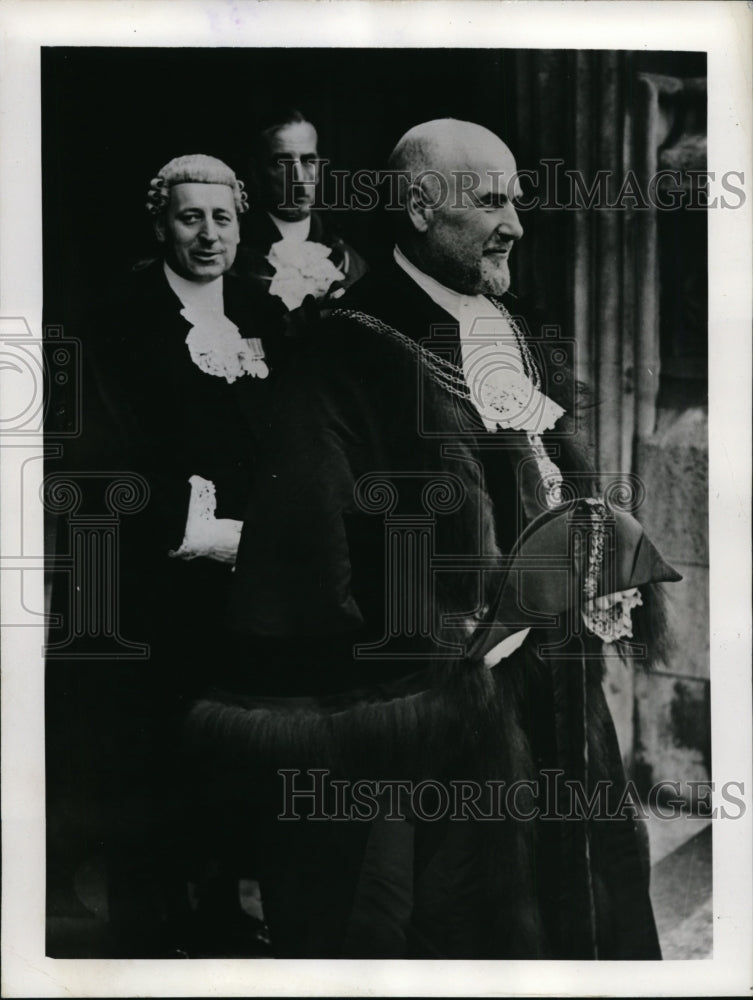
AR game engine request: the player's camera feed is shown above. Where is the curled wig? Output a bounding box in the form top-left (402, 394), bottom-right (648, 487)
top-left (146, 153), bottom-right (249, 216)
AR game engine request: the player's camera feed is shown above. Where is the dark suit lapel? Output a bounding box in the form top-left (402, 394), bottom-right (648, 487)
top-left (109, 263), bottom-right (261, 431)
top-left (128, 260), bottom-right (192, 352)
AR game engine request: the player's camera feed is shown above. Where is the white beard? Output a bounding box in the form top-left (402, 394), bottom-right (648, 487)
top-left (478, 256), bottom-right (511, 296)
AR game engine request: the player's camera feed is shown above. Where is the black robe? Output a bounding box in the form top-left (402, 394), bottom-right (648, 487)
top-left (189, 262), bottom-right (666, 959)
top-left (45, 260), bottom-right (282, 954)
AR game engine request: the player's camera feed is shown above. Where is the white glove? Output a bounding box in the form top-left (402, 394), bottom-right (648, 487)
top-left (168, 475), bottom-right (242, 567)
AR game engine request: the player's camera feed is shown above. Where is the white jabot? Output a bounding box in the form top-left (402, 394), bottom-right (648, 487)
top-left (163, 261), bottom-right (268, 382)
top-left (393, 246), bottom-right (563, 434)
top-left (269, 213), bottom-right (312, 243)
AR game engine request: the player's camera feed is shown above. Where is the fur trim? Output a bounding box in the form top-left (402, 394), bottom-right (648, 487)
top-left (185, 657), bottom-right (505, 782)
top-left (184, 636), bottom-right (657, 957)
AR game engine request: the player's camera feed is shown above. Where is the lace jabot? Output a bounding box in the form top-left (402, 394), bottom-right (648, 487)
top-left (182, 306), bottom-right (268, 383)
top-left (163, 262), bottom-right (269, 383)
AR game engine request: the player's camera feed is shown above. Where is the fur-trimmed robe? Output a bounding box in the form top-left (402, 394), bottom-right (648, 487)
top-left (188, 262), bottom-right (667, 959)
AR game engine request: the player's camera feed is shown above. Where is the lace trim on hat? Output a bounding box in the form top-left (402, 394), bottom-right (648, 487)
top-left (582, 587), bottom-right (643, 643)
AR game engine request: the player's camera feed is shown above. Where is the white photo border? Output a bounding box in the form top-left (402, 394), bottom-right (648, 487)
top-left (1, 1), bottom-right (751, 996)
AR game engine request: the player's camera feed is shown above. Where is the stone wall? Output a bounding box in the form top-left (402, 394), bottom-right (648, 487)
top-left (634, 407), bottom-right (710, 796)
top-left (602, 71), bottom-right (710, 799)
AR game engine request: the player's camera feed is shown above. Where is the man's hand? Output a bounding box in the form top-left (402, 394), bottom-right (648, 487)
top-left (168, 475), bottom-right (243, 567)
top-left (201, 517), bottom-right (243, 565)
top-left (169, 516), bottom-right (243, 566)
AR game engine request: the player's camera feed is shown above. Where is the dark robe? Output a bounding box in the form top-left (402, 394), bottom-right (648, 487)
top-left (187, 262), bottom-right (667, 959)
top-left (45, 260), bottom-right (282, 955)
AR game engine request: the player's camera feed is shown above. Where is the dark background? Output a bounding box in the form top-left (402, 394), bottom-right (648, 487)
top-left (42, 46), bottom-right (705, 337)
top-left (43, 45), bottom-right (711, 959)
top-left (42, 42), bottom-right (709, 762)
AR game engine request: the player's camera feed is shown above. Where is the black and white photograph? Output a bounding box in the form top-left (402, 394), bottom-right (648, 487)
top-left (1, 2), bottom-right (751, 996)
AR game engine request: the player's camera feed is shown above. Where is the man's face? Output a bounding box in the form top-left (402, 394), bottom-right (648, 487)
top-left (157, 182), bottom-right (240, 283)
top-left (420, 140), bottom-right (524, 296)
top-left (258, 121), bottom-right (319, 221)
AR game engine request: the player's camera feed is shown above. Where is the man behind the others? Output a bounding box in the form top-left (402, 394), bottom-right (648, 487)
top-left (234, 107), bottom-right (368, 317)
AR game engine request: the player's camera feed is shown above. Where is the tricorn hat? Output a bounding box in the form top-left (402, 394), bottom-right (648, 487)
top-left (466, 498), bottom-right (682, 662)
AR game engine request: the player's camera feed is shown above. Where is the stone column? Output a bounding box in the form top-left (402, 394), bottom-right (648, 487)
top-left (631, 74), bottom-right (710, 798)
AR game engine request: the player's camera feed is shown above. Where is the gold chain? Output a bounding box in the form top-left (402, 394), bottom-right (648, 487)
top-left (332, 302), bottom-right (542, 401)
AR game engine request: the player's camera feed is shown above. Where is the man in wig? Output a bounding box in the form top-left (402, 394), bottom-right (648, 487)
top-left (46, 153), bottom-right (279, 956)
top-left (187, 121), bottom-right (680, 959)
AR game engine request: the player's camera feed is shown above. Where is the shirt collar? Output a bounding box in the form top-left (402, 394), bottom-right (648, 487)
top-left (269, 213), bottom-right (312, 243)
top-left (392, 245), bottom-right (514, 345)
top-left (163, 261), bottom-right (224, 314)
top-left (393, 244), bottom-right (465, 321)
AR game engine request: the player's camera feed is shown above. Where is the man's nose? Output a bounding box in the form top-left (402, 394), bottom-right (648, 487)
top-left (501, 201), bottom-right (524, 241)
top-left (288, 157), bottom-right (316, 186)
top-left (199, 217), bottom-right (219, 242)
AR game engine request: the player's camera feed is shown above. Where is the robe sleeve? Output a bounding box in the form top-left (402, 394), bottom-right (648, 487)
top-left (80, 316), bottom-right (193, 555)
top-left (228, 334), bottom-right (372, 637)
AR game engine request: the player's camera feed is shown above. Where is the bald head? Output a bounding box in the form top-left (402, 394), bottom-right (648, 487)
top-left (388, 118), bottom-right (524, 296)
top-left (388, 118), bottom-right (515, 189)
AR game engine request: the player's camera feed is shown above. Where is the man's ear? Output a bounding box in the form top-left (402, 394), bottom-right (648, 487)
top-left (406, 181), bottom-right (434, 234)
top-left (154, 217), bottom-right (166, 244)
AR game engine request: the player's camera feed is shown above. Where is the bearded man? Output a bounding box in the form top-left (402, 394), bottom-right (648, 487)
top-left (188, 120), bottom-right (679, 960)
